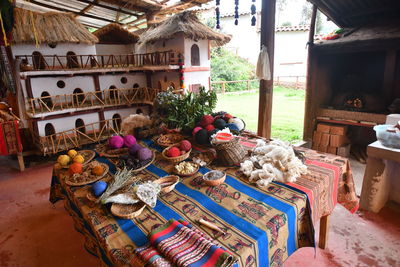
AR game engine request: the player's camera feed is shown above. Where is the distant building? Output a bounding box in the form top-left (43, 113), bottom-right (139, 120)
top-left (219, 12), bottom-right (310, 78)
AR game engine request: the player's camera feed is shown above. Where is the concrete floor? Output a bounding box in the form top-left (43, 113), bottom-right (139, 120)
top-left (0, 155), bottom-right (399, 267)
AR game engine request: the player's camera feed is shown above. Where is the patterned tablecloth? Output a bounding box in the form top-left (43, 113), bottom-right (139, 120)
top-left (50, 138), bottom-right (359, 267)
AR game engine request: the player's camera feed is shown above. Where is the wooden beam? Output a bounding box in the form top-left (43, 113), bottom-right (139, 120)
top-left (29, 0), bottom-right (120, 24)
top-left (383, 49), bottom-right (397, 105)
top-left (75, 0), bottom-right (143, 16)
top-left (74, 0), bottom-right (98, 18)
top-left (318, 214), bottom-right (330, 249)
top-left (303, 4), bottom-right (318, 141)
top-left (257, 0), bottom-right (276, 139)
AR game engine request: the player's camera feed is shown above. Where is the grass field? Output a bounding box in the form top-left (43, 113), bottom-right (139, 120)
top-left (215, 86), bottom-right (305, 142)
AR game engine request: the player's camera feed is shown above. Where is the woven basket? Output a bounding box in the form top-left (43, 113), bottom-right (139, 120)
top-left (162, 144), bottom-right (191, 163)
top-left (212, 137), bottom-right (245, 166)
top-left (111, 202), bottom-right (146, 219)
top-left (157, 133), bottom-right (184, 147)
top-left (154, 175), bottom-right (180, 193)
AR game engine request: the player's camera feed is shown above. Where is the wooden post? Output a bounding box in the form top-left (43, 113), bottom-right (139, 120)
top-left (383, 49), bottom-right (397, 104)
top-left (257, 0), bottom-right (276, 138)
top-left (221, 82), bottom-right (226, 94)
top-left (319, 214), bottom-right (330, 249)
top-left (303, 5), bottom-right (318, 141)
top-left (247, 80), bottom-right (250, 91)
top-left (295, 76), bottom-right (299, 89)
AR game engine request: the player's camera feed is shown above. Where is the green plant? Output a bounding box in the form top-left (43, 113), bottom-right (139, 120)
top-left (155, 87), bottom-right (217, 131)
top-left (211, 48), bottom-right (256, 92)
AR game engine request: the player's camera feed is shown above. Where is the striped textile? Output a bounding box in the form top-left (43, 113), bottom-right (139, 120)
top-left (49, 136), bottom-right (358, 267)
top-left (138, 219), bottom-right (236, 267)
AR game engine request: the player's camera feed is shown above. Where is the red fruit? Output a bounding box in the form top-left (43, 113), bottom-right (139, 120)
top-left (205, 124), bottom-right (215, 132)
top-left (179, 140), bottom-right (192, 151)
top-left (180, 150), bottom-right (186, 155)
top-left (167, 147), bottom-right (181, 157)
top-left (199, 115), bottom-right (214, 128)
top-left (223, 113), bottom-right (234, 122)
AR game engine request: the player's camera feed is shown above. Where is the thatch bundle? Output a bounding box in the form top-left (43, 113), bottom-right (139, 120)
top-left (101, 0), bottom-right (162, 11)
top-left (139, 11), bottom-right (231, 46)
top-left (12, 8), bottom-right (98, 45)
top-left (93, 23), bottom-right (139, 44)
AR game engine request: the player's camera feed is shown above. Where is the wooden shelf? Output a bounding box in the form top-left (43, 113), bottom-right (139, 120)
top-left (19, 65), bottom-right (180, 78)
top-left (317, 108), bottom-right (387, 126)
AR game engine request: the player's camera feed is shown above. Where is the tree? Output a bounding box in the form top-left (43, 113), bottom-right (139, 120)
top-left (300, 2), bottom-right (323, 34)
top-left (211, 48), bottom-right (256, 92)
top-left (281, 21), bottom-right (292, 26)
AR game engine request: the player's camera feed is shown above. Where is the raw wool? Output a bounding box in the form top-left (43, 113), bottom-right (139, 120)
top-left (121, 114), bottom-right (153, 135)
top-left (240, 139), bottom-right (307, 188)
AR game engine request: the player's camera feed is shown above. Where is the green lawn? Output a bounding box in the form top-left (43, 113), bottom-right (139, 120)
top-left (215, 86), bottom-right (305, 142)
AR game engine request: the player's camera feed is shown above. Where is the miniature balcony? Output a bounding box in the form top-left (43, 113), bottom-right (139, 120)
top-left (34, 118), bottom-right (121, 155)
top-left (16, 51), bottom-right (182, 73)
top-left (27, 87), bottom-right (161, 117)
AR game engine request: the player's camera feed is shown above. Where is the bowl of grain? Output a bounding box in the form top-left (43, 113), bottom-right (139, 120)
top-left (202, 170), bottom-right (226, 186)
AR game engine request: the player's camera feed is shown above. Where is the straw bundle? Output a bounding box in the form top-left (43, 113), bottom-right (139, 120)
top-left (12, 8), bottom-right (98, 45)
top-left (139, 11), bottom-right (231, 46)
top-left (93, 23), bottom-right (139, 44)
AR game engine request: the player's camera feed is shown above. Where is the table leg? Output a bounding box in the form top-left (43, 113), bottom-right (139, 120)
top-left (318, 214), bottom-right (330, 249)
top-left (360, 157), bottom-right (389, 212)
top-left (17, 152), bottom-right (25, 172)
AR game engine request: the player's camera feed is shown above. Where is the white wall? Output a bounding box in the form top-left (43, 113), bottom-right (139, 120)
top-left (221, 14), bottom-right (260, 65)
top-left (98, 73), bottom-right (147, 90)
top-left (151, 72), bottom-right (180, 91)
top-left (104, 106), bottom-right (149, 121)
top-left (274, 31), bottom-right (309, 77)
top-left (95, 44), bottom-right (134, 55)
top-left (184, 71), bottom-right (210, 91)
top-left (12, 43), bottom-right (97, 67)
top-left (220, 14), bottom-right (309, 77)
top-left (145, 33), bottom-right (185, 55)
top-left (29, 76), bottom-right (96, 98)
top-left (37, 113), bottom-right (99, 136)
top-left (183, 38), bottom-right (210, 68)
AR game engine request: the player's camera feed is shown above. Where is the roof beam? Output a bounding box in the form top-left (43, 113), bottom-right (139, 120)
top-left (74, 0), bottom-right (98, 18)
top-left (75, 0), bottom-right (143, 16)
top-left (29, 0), bottom-right (121, 24)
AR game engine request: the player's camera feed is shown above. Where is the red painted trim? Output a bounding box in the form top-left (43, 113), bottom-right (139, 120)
top-left (182, 67), bottom-right (210, 72)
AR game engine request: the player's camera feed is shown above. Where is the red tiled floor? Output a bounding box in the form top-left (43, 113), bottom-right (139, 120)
top-left (0, 156), bottom-right (399, 266)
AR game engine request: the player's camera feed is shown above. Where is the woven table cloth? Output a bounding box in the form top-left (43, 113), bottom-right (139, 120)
top-left (49, 138), bottom-right (358, 267)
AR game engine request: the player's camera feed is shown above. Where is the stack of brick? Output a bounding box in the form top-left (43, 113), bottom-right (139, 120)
top-left (312, 123), bottom-right (350, 157)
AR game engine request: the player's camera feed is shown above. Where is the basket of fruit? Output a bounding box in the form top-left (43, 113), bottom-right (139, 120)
top-left (65, 161), bottom-right (109, 186)
top-left (56, 149), bottom-right (95, 169)
top-left (162, 140), bottom-right (192, 163)
top-left (174, 161), bottom-right (199, 177)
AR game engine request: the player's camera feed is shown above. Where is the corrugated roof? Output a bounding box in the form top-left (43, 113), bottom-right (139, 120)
top-left (308, 0), bottom-right (400, 28)
top-left (276, 25), bottom-right (310, 32)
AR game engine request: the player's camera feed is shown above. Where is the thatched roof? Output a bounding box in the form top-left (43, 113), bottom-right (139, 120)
top-left (139, 11), bottom-right (231, 46)
top-left (93, 23), bottom-right (139, 44)
top-left (12, 8), bottom-right (98, 45)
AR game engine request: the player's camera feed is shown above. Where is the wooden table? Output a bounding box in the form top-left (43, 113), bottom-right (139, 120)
top-left (49, 139), bottom-right (359, 266)
top-left (360, 141), bottom-right (400, 212)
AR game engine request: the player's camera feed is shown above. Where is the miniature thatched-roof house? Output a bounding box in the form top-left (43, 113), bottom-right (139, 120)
top-left (93, 23), bottom-right (139, 44)
top-left (93, 23), bottom-right (139, 55)
top-left (139, 11), bottom-right (231, 47)
top-left (12, 8), bottom-right (98, 45)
